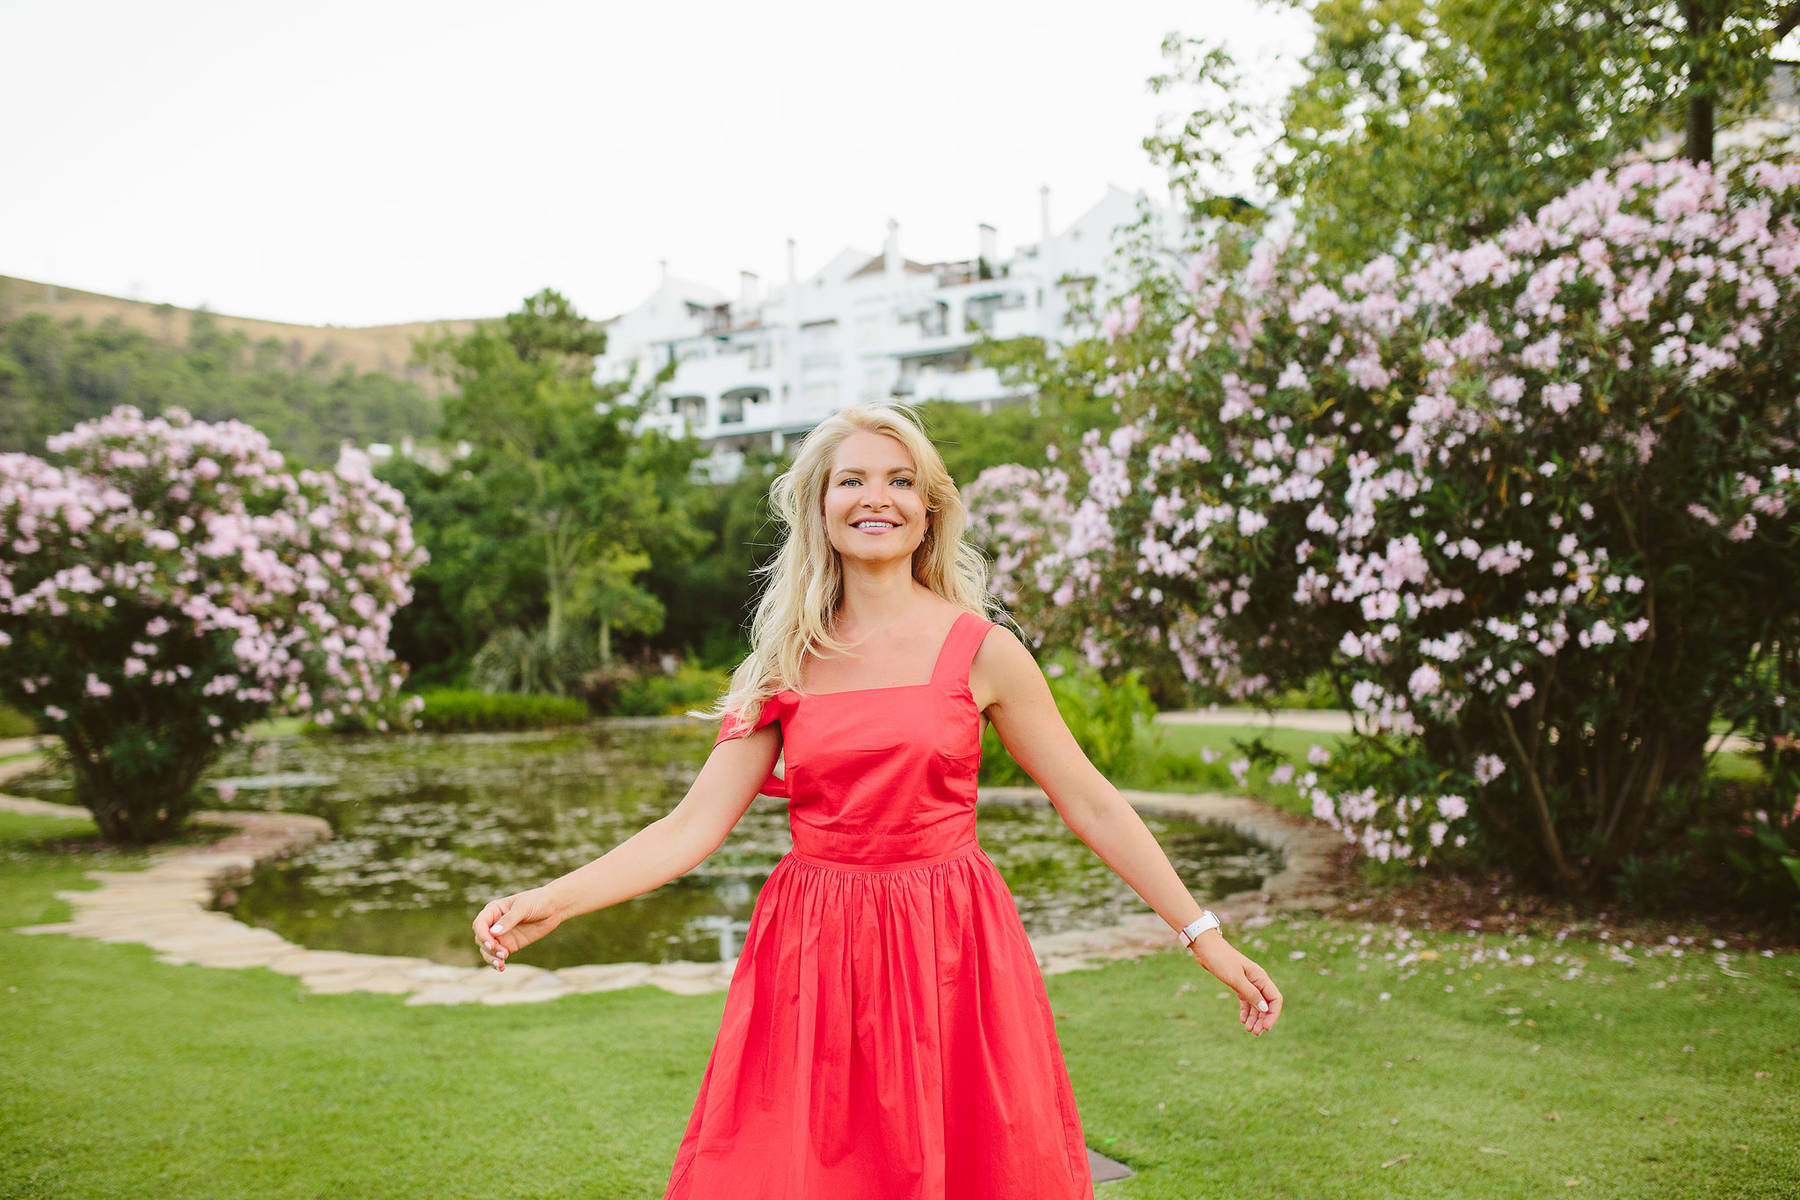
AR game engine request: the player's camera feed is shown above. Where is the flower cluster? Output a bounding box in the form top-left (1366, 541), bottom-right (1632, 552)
top-left (1, 406), bottom-right (429, 748)
top-left (972, 159), bottom-right (1800, 878)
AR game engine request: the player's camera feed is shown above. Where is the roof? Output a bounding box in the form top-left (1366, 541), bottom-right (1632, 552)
top-left (846, 252), bottom-right (937, 279)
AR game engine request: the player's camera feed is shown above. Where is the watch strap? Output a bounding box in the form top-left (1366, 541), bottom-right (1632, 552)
top-left (1178, 909), bottom-right (1221, 946)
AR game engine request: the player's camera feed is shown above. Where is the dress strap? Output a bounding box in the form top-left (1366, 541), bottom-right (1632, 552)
top-left (929, 610), bottom-right (996, 687)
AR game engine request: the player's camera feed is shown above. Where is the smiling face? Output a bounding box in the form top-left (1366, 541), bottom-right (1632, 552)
top-left (822, 430), bottom-right (931, 567)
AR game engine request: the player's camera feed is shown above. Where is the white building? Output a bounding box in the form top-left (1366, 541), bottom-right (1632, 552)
top-left (595, 185), bottom-right (1182, 480)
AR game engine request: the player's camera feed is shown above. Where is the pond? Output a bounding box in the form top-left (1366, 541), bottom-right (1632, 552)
top-left (19, 724), bottom-right (1283, 971)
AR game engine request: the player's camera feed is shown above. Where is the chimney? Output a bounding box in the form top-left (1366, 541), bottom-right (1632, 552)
top-left (885, 218), bottom-right (903, 283)
top-left (978, 222), bottom-right (997, 271)
top-left (1040, 185), bottom-right (1052, 243)
top-left (786, 237), bottom-right (800, 322)
top-left (738, 270), bottom-right (761, 313)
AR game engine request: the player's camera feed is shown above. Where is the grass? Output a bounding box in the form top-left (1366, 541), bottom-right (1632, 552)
top-left (4, 809), bottom-right (1797, 1198)
top-left (1129, 722), bottom-right (1347, 818)
top-left (1136, 721), bottom-right (1771, 822)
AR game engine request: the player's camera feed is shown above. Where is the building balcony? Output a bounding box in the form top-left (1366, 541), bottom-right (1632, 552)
top-left (907, 365), bottom-right (1020, 405)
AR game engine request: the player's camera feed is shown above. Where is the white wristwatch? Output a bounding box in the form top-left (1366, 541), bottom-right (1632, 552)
top-left (1177, 910), bottom-right (1221, 946)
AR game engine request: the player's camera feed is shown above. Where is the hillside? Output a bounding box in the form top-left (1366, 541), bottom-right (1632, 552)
top-left (0, 275), bottom-right (487, 399)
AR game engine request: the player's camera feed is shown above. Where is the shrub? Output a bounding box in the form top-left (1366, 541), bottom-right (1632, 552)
top-left (0, 406), bottom-right (427, 842)
top-left (980, 648), bottom-right (1156, 786)
top-left (969, 159), bottom-right (1800, 895)
top-left (317, 688), bottom-right (588, 734)
top-left (608, 660), bottom-right (731, 718)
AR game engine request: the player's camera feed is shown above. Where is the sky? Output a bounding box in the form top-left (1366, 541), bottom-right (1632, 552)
top-left (1, 0), bottom-right (1310, 329)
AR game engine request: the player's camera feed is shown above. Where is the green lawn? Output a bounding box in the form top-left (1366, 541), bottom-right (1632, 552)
top-left (1132, 721), bottom-right (1347, 818)
top-left (1138, 720), bottom-right (1769, 821)
top-left (5, 810), bottom-right (1797, 1198)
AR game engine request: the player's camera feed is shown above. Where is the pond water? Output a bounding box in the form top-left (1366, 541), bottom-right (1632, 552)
top-left (22, 724), bottom-right (1283, 970)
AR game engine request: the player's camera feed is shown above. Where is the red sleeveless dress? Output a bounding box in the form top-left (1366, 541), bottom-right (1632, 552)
top-left (665, 610), bottom-right (1095, 1199)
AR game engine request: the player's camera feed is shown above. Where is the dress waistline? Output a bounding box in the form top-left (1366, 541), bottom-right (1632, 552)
top-left (786, 838), bottom-right (983, 874)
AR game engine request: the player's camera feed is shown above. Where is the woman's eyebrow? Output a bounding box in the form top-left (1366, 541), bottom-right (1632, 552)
top-left (832, 466), bottom-right (914, 477)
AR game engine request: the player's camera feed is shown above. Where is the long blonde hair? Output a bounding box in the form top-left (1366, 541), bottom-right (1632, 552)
top-left (694, 402), bottom-right (996, 731)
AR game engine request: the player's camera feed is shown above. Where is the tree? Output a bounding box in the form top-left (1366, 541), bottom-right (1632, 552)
top-left (970, 158), bottom-right (1800, 897)
top-left (406, 290), bottom-right (706, 693)
top-left (1148, 1), bottom-right (1800, 271)
top-left (0, 407), bottom-right (427, 843)
top-left (0, 308), bottom-right (439, 467)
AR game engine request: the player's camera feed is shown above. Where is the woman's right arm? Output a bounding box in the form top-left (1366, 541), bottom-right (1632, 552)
top-left (471, 723), bottom-right (782, 967)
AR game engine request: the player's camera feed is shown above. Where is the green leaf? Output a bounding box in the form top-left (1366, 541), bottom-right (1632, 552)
top-left (1781, 856), bottom-right (1800, 891)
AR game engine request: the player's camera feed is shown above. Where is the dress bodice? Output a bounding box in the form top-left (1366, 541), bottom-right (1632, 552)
top-left (713, 610), bottom-right (995, 868)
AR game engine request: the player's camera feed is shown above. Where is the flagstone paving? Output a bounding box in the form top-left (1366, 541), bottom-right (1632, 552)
top-left (3, 760), bottom-right (1347, 1005)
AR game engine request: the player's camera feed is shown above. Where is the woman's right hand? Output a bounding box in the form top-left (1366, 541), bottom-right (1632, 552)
top-left (472, 887), bottom-right (562, 971)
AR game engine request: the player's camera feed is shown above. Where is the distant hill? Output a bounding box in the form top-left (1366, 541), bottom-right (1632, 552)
top-left (0, 275), bottom-right (486, 399)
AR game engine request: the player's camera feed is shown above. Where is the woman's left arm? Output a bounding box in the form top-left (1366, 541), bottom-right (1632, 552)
top-left (977, 625), bottom-right (1283, 1035)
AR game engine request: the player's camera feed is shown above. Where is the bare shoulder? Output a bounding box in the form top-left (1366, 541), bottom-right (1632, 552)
top-left (970, 622), bottom-right (1039, 711)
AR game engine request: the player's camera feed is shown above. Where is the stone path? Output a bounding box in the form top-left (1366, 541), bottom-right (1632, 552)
top-left (3, 755), bottom-right (1348, 1006)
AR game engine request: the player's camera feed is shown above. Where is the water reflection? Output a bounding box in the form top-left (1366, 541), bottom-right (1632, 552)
top-left (16, 724), bottom-right (1283, 970)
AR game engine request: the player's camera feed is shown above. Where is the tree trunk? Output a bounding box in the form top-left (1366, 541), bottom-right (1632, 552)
top-left (1686, 93), bottom-right (1715, 165)
top-left (544, 522), bottom-right (565, 657)
top-left (65, 731), bottom-right (214, 845)
top-left (1682, 0), bottom-right (1717, 164)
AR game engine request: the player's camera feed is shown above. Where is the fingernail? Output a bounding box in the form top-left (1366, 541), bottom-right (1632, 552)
top-left (492, 925), bottom-right (505, 934)
top-left (1257, 1000), bottom-right (1269, 1011)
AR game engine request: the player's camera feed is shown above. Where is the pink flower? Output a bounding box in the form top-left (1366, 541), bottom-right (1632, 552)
top-left (1541, 381), bottom-right (1581, 414)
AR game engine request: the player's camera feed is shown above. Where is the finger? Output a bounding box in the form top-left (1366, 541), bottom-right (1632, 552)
top-left (1253, 986), bottom-right (1281, 1034)
top-left (1235, 985), bottom-right (1272, 1035)
top-left (475, 938), bottom-right (507, 966)
top-left (1240, 966), bottom-right (1277, 1012)
top-left (473, 901), bottom-right (514, 970)
top-left (472, 900), bottom-right (502, 941)
top-left (1256, 976), bottom-right (1283, 1022)
top-left (1230, 978), bottom-right (1266, 1015)
top-left (489, 895), bottom-right (520, 937)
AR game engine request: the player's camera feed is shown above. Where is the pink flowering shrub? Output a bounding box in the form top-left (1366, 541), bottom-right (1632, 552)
top-left (0, 406), bottom-right (429, 843)
top-left (970, 159), bottom-right (1800, 893)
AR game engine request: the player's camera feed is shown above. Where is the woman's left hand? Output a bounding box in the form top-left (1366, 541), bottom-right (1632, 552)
top-left (1192, 934), bottom-right (1283, 1035)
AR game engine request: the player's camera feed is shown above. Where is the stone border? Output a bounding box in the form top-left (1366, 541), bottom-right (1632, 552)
top-left (986, 785), bottom-right (1351, 975)
top-left (3, 761), bottom-right (1347, 1003)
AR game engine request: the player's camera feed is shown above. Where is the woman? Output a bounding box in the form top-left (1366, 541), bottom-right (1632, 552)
top-left (472, 403), bottom-right (1284, 1198)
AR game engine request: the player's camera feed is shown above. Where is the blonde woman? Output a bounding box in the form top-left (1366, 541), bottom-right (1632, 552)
top-left (472, 403), bottom-right (1283, 1198)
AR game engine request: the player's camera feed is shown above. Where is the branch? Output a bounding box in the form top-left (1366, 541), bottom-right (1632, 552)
top-left (1498, 705), bottom-right (1574, 883)
top-left (1775, 2), bottom-right (1800, 42)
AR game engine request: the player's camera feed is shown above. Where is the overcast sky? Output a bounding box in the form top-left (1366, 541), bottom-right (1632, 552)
top-left (2, 0), bottom-right (1309, 328)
